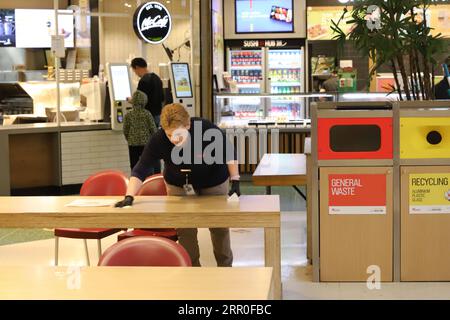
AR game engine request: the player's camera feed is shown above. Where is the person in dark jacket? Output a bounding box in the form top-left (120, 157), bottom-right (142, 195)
top-left (123, 90), bottom-right (157, 170)
top-left (115, 103), bottom-right (241, 267)
top-left (130, 57), bottom-right (164, 126)
top-left (130, 57), bottom-right (164, 173)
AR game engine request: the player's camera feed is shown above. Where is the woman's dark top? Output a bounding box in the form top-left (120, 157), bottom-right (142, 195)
top-left (131, 117), bottom-right (236, 189)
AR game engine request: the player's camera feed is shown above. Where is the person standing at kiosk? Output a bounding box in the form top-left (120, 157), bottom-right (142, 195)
top-left (130, 57), bottom-right (164, 127)
top-left (123, 90), bottom-right (157, 170)
top-left (115, 103), bottom-right (241, 267)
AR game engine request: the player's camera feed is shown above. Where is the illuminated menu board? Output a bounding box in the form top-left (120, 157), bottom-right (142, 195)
top-left (15, 9), bottom-right (74, 48)
top-left (429, 5), bottom-right (450, 37)
top-left (307, 6), bottom-right (354, 40)
top-left (307, 5), bottom-right (450, 40)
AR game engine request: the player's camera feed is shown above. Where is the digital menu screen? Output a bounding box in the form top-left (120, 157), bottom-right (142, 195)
top-left (0, 9), bottom-right (15, 47)
top-left (171, 63), bottom-right (193, 98)
top-left (109, 65), bottom-right (132, 101)
top-left (15, 9), bottom-right (74, 48)
top-left (235, 0), bottom-right (294, 33)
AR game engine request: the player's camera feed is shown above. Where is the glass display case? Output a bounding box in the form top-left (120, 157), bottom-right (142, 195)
top-left (214, 92), bottom-right (403, 129)
top-left (214, 93), bottom-right (334, 129)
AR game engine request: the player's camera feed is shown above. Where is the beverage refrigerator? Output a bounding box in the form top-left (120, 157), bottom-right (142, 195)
top-left (227, 46), bottom-right (305, 94)
top-left (228, 49), bottom-right (264, 94)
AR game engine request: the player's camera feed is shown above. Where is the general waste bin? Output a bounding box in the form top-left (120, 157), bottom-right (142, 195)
top-left (319, 167), bottom-right (393, 281)
top-left (318, 117), bottom-right (393, 160)
top-left (312, 102), bottom-right (394, 282)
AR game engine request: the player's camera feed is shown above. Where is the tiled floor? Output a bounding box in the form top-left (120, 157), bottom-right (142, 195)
top-left (2, 183), bottom-right (450, 299)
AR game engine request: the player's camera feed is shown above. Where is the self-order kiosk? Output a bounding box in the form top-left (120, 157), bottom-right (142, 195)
top-left (169, 62), bottom-right (195, 117)
top-left (106, 63), bottom-right (133, 131)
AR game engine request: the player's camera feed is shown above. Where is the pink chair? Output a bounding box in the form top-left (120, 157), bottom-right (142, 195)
top-left (98, 236), bottom-right (191, 267)
top-left (54, 170), bottom-right (128, 266)
top-left (117, 174), bottom-right (178, 242)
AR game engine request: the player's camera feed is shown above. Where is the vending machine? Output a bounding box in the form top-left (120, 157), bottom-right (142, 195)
top-left (106, 63), bottom-right (133, 131)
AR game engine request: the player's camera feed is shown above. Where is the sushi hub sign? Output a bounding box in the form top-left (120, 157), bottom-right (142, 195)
top-left (133, 2), bottom-right (172, 44)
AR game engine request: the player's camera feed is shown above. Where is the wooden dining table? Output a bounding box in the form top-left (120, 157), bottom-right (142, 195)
top-left (252, 153), bottom-right (307, 199)
top-left (0, 195), bottom-right (282, 299)
top-left (0, 266), bottom-right (274, 300)
top-left (253, 153), bottom-right (312, 261)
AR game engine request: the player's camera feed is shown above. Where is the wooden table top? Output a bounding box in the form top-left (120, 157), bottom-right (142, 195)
top-left (0, 195), bottom-right (280, 229)
top-left (253, 153), bottom-right (307, 186)
top-left (0, 266), bottom-right (273, 300)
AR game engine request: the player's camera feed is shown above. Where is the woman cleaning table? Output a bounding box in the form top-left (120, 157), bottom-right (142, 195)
top-left (115, 103), bottom-right (240, 267)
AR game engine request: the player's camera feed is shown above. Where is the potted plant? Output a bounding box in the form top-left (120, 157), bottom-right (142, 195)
top-left (331, 0), bottom-right (447, 100)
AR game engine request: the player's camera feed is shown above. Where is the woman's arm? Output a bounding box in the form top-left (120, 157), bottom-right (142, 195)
top-left (227, 160), bottom-right (241, 196)
top-left (126, 176), bottom-right (144, 196)
top-left (227, 160), bottom-right (240, 180)
top-left (115, 135), bottom-right (162, 207)
top-left (115, 176), bottom-right (143, 207)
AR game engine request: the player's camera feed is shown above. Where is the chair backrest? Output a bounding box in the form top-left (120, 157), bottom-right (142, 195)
top-left (80, 170), bottom-right (128, 196)
top-left (98, 236), bottom-right (192, 267)
top-left (137, 174), bottom-right (167, 196)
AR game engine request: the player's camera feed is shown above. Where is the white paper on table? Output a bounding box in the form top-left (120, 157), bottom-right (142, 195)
top-left (65, 199), bottom-right (117, 207)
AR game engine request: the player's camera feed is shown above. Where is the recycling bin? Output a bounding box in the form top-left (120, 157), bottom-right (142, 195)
top-left (401, 166), bottom-right (450, 281)
top-left (400, 117), bottom-right (450, 159)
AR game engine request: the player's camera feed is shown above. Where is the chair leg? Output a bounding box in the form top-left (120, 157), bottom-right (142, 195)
top-left (54, 237), bottom-right (59, 266)
top-left (97, 239), bottom-right (102, 260)
top-left (83, 239), bottom-right (90, 266)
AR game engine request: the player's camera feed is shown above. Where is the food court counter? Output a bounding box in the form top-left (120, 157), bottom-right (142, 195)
top-left (0, 122), bottom-right (131, 196)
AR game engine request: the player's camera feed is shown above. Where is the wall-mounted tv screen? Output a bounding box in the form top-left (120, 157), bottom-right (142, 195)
top-left (0, 9), bottom-right (15, 47)
top-left (15, 9), bottom-right (74, 48)
top-left (235, 0), bottom-right (294, 33)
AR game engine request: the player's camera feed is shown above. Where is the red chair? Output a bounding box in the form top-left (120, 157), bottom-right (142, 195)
top-left (98, 236), bottom-right (191, 267)
top-left (117, 174), bottom-right (178, 242)
top-left (54, 170), bottom-right (128, 266)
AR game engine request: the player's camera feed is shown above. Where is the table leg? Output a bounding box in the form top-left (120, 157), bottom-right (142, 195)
top-left (266, 186), bottom-right (272, 195)
top-left (292, 185), bottom-right (307, 200)
top-left (264, 227), bottom-right (282, 300)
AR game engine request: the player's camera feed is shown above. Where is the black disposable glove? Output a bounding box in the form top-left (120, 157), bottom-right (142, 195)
top-left (228, 180), bottom-right (241, 197)
top-left (114, 195), bottom-right (134, 208)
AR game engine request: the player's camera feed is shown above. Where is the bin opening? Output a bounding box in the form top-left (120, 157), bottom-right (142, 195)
top-left (426, 131), bottom-right (443, 145)
top-left (330, 125), bottom-right (382, 152)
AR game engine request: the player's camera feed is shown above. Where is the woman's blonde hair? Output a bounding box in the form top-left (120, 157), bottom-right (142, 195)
top-left (160, 103), bottom-right (191, 129)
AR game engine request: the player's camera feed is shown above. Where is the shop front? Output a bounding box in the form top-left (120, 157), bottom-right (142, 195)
top-left (0, 0), bottom-right (201, 196)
